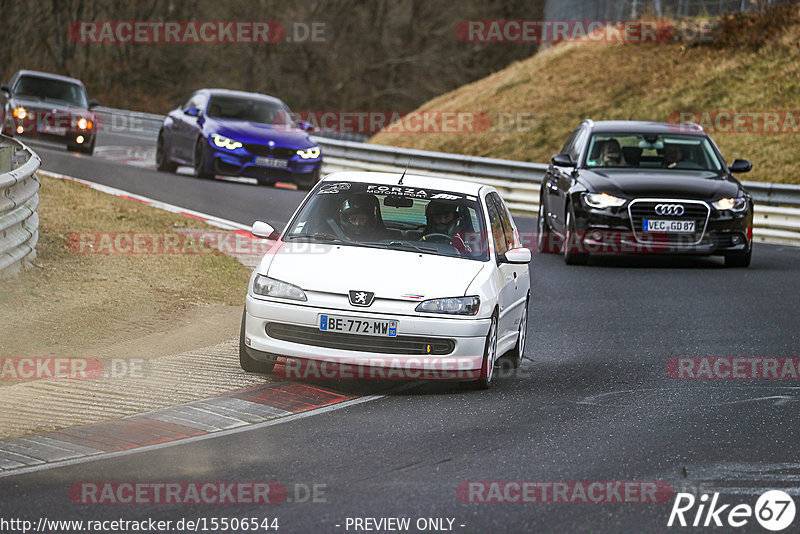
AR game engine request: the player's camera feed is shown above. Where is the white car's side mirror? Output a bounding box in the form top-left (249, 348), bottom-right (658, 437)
top-left (252, 221), bottom-right (275, 239)
top-left (500, 247), bottom-right (532, 264)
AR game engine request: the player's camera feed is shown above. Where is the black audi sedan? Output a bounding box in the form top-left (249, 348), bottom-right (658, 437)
top-left (0, 70), bottom-right (99, 154)
top-left (537, 120), bottom-right (754, 267)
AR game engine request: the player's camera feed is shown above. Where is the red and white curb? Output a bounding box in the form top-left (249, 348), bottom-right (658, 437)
top-left (0, 377), bottom-right (387, 478)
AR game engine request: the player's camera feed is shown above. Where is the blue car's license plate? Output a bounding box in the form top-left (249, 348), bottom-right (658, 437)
top-left (255, 156), bottom-right (288, 168)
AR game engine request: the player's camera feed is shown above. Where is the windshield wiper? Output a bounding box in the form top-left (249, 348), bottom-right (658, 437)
top-left (366, 241), bottom-right (438, 253)
top-left (286, 232), bottom-right (353, 244)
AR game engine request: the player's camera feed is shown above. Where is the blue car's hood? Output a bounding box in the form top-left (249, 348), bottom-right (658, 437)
top-left (204, 118), bottom-right (313, 148)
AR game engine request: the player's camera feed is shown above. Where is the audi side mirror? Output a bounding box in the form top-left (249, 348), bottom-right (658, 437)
top-left (88, 99), bottom-right (100, 109)
top-left (0, 85), bottom-right (11, 95)
top-left (298, 120), bottom-right (314, 132)
top-left (551, 153), bottom-right (576, 168)
top-left (252, 221), bottom-right (275, 239)
top-left (499, 247), bottom-right (532, 264)
top-left (184, 107), bottom-right (200, 117)
top-left (729, 159), bottom-right (752, 173)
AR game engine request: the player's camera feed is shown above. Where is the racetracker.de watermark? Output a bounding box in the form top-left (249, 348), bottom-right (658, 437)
top-left (668, 111), bottom-right (800, 134)
top-left (667, 357), bottom-right (800, 379)
top-left (289, 110), bottom-right (537, 135)
top-left (457, 481), bottom-right (674, 503)
top-left (67, 230), bottom-right (282, 257)
top-left (69, 21), bottom-right (328, 44)
top-left (456, 20), bottom-right (675, 43)
top-left (0, 357), bottom-right (149, 380)
top-left (275, 358), bottom-right (481, 380)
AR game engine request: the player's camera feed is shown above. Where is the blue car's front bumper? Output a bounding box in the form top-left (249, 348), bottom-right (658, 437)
top-left (204, 138), bottom-right (322, 185)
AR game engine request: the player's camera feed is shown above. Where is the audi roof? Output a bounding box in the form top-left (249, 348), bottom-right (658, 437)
top-left (581, 120), bottom-right (705, 136)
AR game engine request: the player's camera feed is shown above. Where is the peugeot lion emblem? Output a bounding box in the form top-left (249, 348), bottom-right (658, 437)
top-left (349, 290), bottom-right (375, 307)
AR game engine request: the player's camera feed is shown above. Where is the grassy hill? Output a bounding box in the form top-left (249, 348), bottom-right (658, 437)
top-left (370, 6), bottom-right (800, 184)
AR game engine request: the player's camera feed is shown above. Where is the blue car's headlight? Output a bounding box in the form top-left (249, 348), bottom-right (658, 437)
top-left (296, 146), bottom-right (321, 160)
top-left (211, 134), bottom-right (243, 150)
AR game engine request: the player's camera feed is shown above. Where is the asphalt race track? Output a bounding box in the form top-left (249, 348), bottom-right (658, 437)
top-left (3, 130), bottom-right (800, 533)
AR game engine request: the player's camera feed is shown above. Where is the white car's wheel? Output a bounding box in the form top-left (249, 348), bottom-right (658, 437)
top-left (471, 314), bottom-right (498, 390)
top-left (238, 310), bottom-right (275, 375)
top-left (507, 296), bottom-right (529, 368)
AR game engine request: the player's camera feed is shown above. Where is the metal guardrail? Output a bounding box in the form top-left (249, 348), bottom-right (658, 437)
top-left (0, 135), bottom-right (41, 277)
top-left (96, 106), bottom-right (800, 245)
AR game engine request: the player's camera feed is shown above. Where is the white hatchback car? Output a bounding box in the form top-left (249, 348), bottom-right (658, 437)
top-left (240, 171), bottom-right (531, 388)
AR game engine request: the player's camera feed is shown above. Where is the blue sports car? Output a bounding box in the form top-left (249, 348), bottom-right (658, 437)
top-left (156, 88), bottom-right (322, 190)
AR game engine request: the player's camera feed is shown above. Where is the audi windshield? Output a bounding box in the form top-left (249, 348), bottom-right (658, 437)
top-left (284, 182), bottom-right (490, 261)
top-left (585, 133), bottom-right (724, 171)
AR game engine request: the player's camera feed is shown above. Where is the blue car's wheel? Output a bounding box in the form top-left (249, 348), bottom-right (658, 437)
top-left (156, 131), bottom-right (178, 173)
top-left (194, 138), bottom-right (214, 179)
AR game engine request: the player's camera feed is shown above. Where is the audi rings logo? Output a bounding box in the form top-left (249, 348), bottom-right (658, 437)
top-left (654, 204), bottom-right (685, 216)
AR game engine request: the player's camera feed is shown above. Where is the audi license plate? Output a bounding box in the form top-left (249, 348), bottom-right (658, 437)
top-left (255, 156), bottom-right (288, 168)
top-left (319, 314), bottom-right (398, 337)
top-left (643, 219), bottom-right (695, 233)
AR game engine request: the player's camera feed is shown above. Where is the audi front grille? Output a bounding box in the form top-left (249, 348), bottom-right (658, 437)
top-left (628, 199), bottom-right (711, 246)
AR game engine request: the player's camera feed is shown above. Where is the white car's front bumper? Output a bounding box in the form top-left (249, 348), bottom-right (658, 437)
top-left (243, 294), bottom-right (490, 376)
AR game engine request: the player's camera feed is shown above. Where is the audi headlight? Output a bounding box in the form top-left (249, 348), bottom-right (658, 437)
top-left (253, 275), bottom-right (307, 301)
top-left (12, 106), bottom-right (26, 119)
top-left (712, 197), bottom-right (748, 212)
top-left (211, 134), bottom-right (243, 150)
top-left (76, 117), bottom-right (93, 130)
top-left (415, 296), bottom-right (480, 316)
top-left (582, 192), bottom-right (626, 209)
top-left (296, 146), bottom-right (320, 159)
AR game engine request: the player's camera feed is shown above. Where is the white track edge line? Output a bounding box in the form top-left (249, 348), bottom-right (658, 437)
top-left (0, 393), bottom-right (386, 479)
top-left (38, 169), bottom-right (250, 231)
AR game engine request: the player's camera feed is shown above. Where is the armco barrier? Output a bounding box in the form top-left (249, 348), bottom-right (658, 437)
top-left (0, 135), bottom-right (41, 277)
top-left (97, 106), bottom-right (800, 246)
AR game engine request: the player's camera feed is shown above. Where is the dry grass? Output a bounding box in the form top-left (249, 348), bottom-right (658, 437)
top-left (0, 176), bottom-right (250, 362)
top-left (371, 10), bottom-right (800, 184)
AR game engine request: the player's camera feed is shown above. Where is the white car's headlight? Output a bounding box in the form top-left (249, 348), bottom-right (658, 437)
top-left (582, 192), bottom-right (626, 209)
top-left (296, 146), bottom-right (320, 159)
top-left (211, 134), bottom-right (243, 150)
top-left (415, 296), bottom-right (480, 316)
top-left (253, 275), bottom-right (307, 301)
top-left (712, 197), bottom-right (748, 212)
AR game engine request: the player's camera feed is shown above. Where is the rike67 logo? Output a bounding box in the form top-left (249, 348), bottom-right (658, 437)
top-left (668, 490), bottom-right (796, 531)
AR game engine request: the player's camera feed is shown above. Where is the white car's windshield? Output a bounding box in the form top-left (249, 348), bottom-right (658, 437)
top-left (585, 133), bottom-right (724, 171)
top-left (285, 182), bottom-right (490, 261)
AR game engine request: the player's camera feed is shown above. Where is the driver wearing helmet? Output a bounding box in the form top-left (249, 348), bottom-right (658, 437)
top-left (423, 201), bottom-right (459, 236)
top-left (339, 194), bottom-right (381, 240)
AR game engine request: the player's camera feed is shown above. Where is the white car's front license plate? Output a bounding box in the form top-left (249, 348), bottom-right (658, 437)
top-left (255, 156), bottom-right (288, 168)
top-left (643, 219), bottom-right (695, 233)
top-left (319, 314), bottom-right (398, 337)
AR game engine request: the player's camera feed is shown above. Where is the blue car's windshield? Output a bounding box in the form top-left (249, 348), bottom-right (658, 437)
top-left (13, 76), bottom-right (88, 107)
top-left (206, 96), bottom-right (296, 128)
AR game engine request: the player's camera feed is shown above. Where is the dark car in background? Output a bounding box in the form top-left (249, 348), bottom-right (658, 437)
top-left (156, 89), bottom-right (322, 190)
top-left (0, 70), bottom-right (99, 154)
top-left (538, 120), bottom-right (754, 267)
